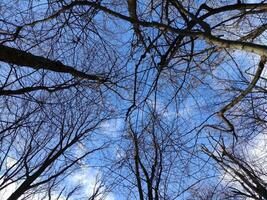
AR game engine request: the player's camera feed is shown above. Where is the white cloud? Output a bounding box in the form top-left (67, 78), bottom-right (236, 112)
top-left (6, 157), bottom-right (16, 168)
top-left (219, 131), bottom-right (267, 199)
top-left (0, 182), bottom-right (18, 200)
top-left (0, 182), bottom-right (67, 200)
top-left (70, 166), bottom-right (115, 200)
top-left (100, 119), bottom-right (123, 136)
top-left (0, 167), bottom-right (116, 200)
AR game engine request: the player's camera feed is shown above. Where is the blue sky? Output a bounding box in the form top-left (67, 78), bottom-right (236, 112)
top-left (0, 0), bottom-right (267, 199)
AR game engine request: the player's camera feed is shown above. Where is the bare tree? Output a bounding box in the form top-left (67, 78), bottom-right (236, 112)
top-left (1, 0), bottom-right (267, 199)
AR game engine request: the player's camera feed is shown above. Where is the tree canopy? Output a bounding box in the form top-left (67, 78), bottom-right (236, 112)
top-left (0, 0), bottom-right (267, 199)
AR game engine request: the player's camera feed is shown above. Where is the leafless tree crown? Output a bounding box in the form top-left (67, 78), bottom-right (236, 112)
top-left (0, 0), bottom-right (267, 199)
